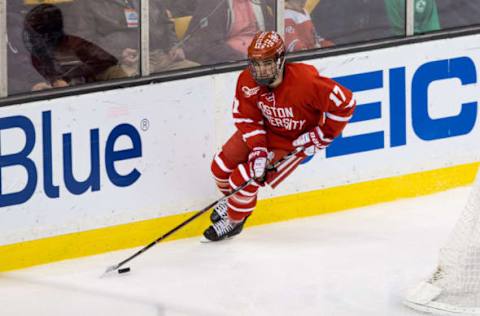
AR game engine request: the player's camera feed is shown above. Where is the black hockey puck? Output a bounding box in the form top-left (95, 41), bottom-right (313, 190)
top-left (118, 267), bottom-right (131, 274)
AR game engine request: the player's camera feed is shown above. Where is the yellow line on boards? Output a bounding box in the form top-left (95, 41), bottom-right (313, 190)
top-left (0, 162), bottom-right (478, 272)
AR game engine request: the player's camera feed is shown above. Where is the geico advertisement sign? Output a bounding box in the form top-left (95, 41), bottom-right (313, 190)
top-left (0, 57), bottom-right (477, 208)
top-left (325, 56), bottom-right (477, 158)
top-left (0, 111), bottom-right (143, 208)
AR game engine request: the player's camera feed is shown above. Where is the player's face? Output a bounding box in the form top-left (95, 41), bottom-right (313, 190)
top-left (251, 58), bottom-right (277, 82)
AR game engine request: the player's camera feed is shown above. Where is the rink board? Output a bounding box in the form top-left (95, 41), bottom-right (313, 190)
top-left (0, 34), bottom-right (479, 271)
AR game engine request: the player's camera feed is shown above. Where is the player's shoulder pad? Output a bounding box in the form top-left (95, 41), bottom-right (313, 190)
top-left (237, 68), bottom-right (262, 98)
top-left (286, 63), bottom-right (322, 88)
top-left (287, 62), bottom-right (319, 78)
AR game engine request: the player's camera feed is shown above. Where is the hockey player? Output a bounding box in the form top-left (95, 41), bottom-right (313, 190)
top-left (203, 31), bottom-right (356, 241)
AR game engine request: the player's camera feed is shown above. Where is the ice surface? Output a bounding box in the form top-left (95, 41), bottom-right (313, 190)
top-left (0, 186), bottom-right (471, 316)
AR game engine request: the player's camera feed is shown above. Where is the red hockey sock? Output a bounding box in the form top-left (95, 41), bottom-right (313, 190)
top-left (211, 152), bottom-right (235, 195)
top-left (227, 163), bottom-right (259, 221)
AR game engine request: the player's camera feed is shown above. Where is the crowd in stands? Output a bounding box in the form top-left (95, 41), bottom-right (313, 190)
top-left (5, 0), bottom-right (480, 95)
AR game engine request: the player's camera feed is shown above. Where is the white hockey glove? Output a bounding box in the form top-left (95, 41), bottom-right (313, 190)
top-left (248, 147), bottom-right (269, 180)
top-left (292, 126), bottom-right (333, 156)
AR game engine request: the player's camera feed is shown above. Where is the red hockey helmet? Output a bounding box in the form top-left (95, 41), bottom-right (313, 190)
top-left (247, 31), bottom-right (286, 86)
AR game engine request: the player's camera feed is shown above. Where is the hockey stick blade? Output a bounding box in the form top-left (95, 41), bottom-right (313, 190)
top-left (100, 264), bottom-right (119, 278)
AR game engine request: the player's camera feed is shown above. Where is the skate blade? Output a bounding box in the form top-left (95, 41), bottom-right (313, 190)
top-left (199, 236), bottom-right (236, 243)
top-left (199, 236), bottom-right (212, 243)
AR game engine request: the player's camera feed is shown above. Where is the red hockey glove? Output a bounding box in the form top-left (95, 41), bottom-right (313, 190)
top-left (248, 147), bottom-right (268, 180)
top-left (292, 126), bottom-right (333, 156)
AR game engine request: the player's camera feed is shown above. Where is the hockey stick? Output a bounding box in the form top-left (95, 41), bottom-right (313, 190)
top-left (103, 147), bottom-right (303, 275)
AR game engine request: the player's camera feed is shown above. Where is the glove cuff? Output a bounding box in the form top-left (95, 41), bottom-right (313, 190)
top-left (310, 127), bottom-right (332, 149)
top-left (249, 147), bottom-right (268, 161)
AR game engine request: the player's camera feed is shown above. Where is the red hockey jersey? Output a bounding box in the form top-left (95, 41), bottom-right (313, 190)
top-left (284, 9), bottom-right (319, 52)
top-left (233, 63), bottom-right (355, 151)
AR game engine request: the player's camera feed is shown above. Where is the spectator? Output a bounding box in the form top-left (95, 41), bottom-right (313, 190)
top-left (6, 1), bottom-right (45, 94)
top-left (284, 0), bottom-right (332, 52)
top-left (149, 1), bottom-right (199, 72)
top-left (436, 0), bottom-right (480, 29)
top-left (23, 4), bottom-right (124, 90)
top-left (310, 0), bottom-right (392, 46)
top-left (182, 0), bottom-right (275, 65)
top-left (385, 0), bottom-right (441, 35)
top-left (67, 0), bottom-right (197, 76)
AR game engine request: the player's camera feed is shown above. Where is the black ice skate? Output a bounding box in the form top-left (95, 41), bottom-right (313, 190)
top-left (210, 199), bottom-right (228, 223)
top-left (202, 216), bottom-right (248, 242)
